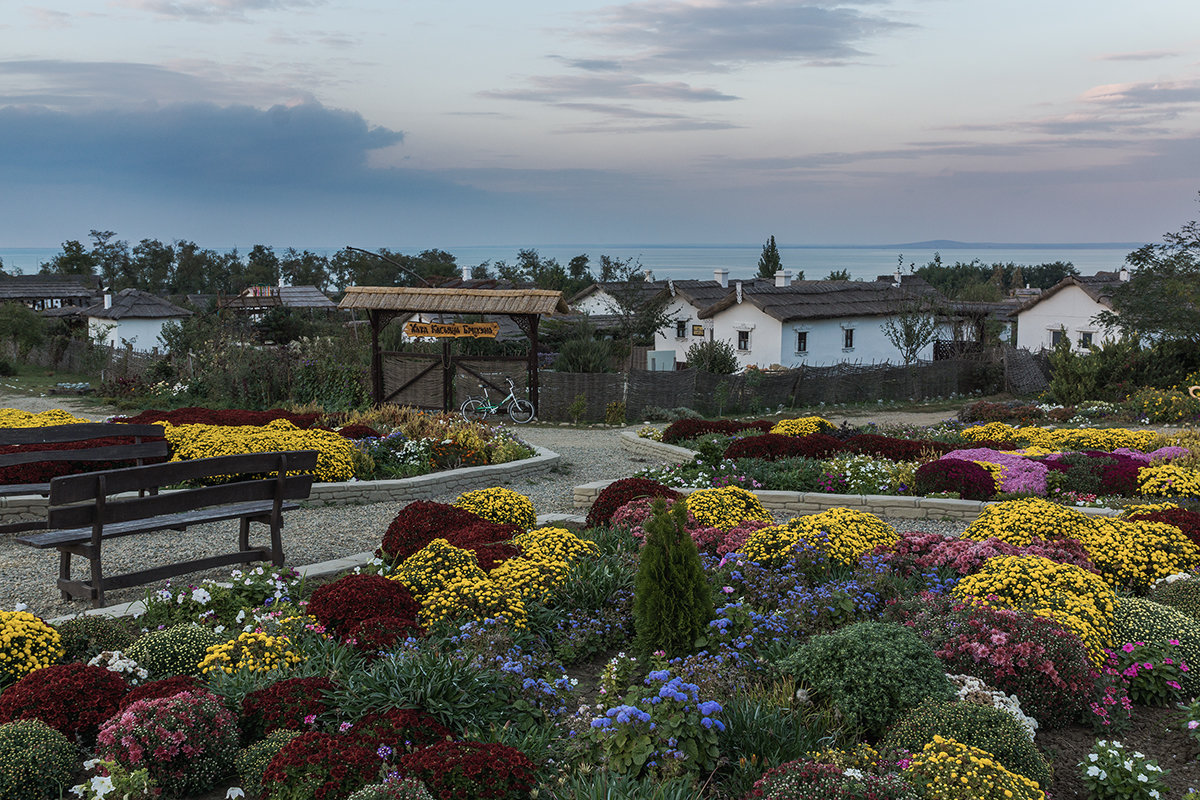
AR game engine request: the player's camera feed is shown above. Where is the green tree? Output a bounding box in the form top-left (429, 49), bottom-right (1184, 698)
top-left (684, 338), bottom-right (739, 373)
top-left (171, 241), bottom-right (221, 294)
top-left (130, 238), bottom-right (174, 294)
top-left (633, 499), bottom-right (713, 658)
top-left (0, 302), bottom-right (45, 357)
top-left (241, 245), bottom-right (280, 290)
top-left (825, 268), bottom-right (852, 281)
top-left (89, 230), bottom-right (129, 289)
top-left (599, 257), bottom-right (672, 370)
top-left (881, 295), bottom-right (943, 364)
top-left (280, 248), bottom-right (331, 290)
top-left (1096, 204), bottom-right (1200, 343)
top-left (42, 240), bottom-right (97, 277)
top-left (756, 235), bottom-right (783, 279)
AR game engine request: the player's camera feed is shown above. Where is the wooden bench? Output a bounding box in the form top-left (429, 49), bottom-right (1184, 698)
top-left (16, 449), bottom-right (318, 607)
top-left (0, 423), bottom-right (170, 534)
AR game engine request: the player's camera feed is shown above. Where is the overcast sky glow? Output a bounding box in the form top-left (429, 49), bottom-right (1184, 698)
top-left (2, 0), bottom-right (1199, 248)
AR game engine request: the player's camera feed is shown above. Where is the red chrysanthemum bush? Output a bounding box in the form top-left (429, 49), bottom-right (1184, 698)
top-left (351, 707), bottom-right (452, 750)
top-left (876, 531), bottom-right (1098, 577)
top-left (241, 676), bottom-right (337, 741)
top-left (378, 501), bottom-right (520, 567)
top-left (888, 594), bottom-right (1096, 728)
top-left (118, 407), bottom-right (321, 428)
top-left (1127, 507), bottom-right (1200, 548)
top-left (261, 731), bottom-right (380, 800)
top-left (844, 433), bottom-right (953, 462)
top-left (723, 433), bottom-right (822, 461)
top-left (394, 740), bottom-right (537, 800)
top-left (661, 418), bottom-right (774, 444)
top-left (349, 616), bottom-right (424, 654)
top-left (306, 574), bottom-right (421, 637)
top-left (97, 690), bottom-right (239, 797)
top-left (585, 478), bottom-right (679, 528)
top-left (0, 662), bottom-right (127, 742)
top-left (0, 435), bottom-right (168, 485)
top-left (912, 458), bottom-right (997, 501)
top-left (119, 675), bottom-right (206, 712)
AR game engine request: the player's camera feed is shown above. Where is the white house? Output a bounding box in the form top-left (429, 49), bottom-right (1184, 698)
top-left (653, 270), bottom-right (739, 365)
top-left (85, 288), bottom-right (192, 352)
top-left (1013, 270), bottom-right (1128, 351)
top-left (697, 275), bottom-right (953, 369)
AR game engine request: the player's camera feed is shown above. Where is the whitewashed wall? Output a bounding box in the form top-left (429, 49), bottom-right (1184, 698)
top-left (1015, 286), bottom-right (1114, 351)
top-left (653, 296), bottom-right (710, 364)
top-left (88, 317), bottom-right (180, 351)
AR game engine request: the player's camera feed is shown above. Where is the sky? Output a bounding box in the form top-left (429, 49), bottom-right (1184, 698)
top-left (2, 0), bottom-right (1200, 250)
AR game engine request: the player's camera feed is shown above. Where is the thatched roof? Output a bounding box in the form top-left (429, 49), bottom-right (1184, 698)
top-left (698, 279), bottom-right (943, 322)
top-left (221, 286), bottom-right (337, 310)
top-left (569, 280), bottom-right (667, 308)
top-left (84, 288), bottom-right (192, 320)
top-left (339, 286), bottom-right (568, 315)
top-left (0, 274), bottom-right (99, 302)
top-left (1015, 271), bottom-right (1124, 314)
top-left (669, 279), bottom-right (734, 308)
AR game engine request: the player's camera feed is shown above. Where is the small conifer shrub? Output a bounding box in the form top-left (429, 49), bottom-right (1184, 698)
top-left (633, 499), bottom-right (714, 657)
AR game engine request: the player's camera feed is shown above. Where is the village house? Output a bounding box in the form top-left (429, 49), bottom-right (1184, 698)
top-left (0, 274), bottom-right (100, 314)
top-left (84, 288), bottom-right (192, 352)
top-left (1012, 269), bottom-right (1128, 351)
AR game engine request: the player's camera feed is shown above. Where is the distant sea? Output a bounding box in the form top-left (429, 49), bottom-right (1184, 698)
top-left (0, 242), bottom-right (1145, 284)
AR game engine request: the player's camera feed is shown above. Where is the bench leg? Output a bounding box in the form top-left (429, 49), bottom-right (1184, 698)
top-left (59, 551), bottom-right (72, 602)
top-left (89, 550), bottom-right (105, 608)
top-left (270, 519), bottom-right (284, 568)
top-left (239, 517), bottom-right (250, 552)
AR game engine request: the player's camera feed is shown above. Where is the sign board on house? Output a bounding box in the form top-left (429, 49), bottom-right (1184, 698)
top-left (692, 325), bottom-right (705, 337)
top-left (404, 321), bottom-right (499, 338)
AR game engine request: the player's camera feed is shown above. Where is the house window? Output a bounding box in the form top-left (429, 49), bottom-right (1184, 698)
top-left (675, 320), bottom-right (687, 339)
top-left (796, 331), bottom-right (808, 353)
top-left (1078, 331), bottom-right (1093, 348)
top-left (843, 328), bottom-right (854, 350)
top-left (737, 330), bottom-right (750, 351)
top-left (1050, 329), bottom-right (1065, 348)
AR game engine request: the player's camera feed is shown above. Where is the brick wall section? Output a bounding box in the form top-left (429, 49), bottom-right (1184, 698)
top-left (0, 446), bottom-right (561, 524)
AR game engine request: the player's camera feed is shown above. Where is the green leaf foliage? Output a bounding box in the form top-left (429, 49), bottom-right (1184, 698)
top-left (633, 498), bottom-right (714, 658)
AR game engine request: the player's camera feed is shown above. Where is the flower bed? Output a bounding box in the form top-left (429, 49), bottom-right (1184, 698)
top-left (9, 467), bottom-right (1200, 799)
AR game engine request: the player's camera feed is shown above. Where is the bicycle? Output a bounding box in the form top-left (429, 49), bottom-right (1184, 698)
top-left (460, 376), bottom-right (536, 423)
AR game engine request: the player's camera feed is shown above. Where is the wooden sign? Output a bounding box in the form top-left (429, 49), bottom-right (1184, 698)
top-left (404, 321), bottom-right (499, 339)
top-left (692, 325), bottom-right (705, 337)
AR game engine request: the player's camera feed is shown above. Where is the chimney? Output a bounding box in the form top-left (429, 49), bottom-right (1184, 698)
top-left (462, 263), bottom-right (471, 282)
top-left (735, 280), bottom-right (743, 303)
top-left (774, 269), bottom-right (792, 288)
top-left (668, 279), bottom-right (675, 296)
top-left (1119, 266), bottom-right (1130, 282)
top-left (103, 293), bottom-right (112, 310)
top-left (714, 269), bottom-right (729, 288)
top-left (893, 266), bottom-right (902, 287)
top-left (278, 275), bottom-right (285, 288)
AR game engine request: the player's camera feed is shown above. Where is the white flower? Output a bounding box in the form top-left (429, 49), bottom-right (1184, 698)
top-left (843, 768), bottom-right (864, 779)
top-left (214, 625), bottom-right (226, 635)
top-left (1088, 753), bottom-right (1099, 762)
top-left (83, 758), bottom-right (100, 770)
top-left (1086, 766), bottom-right (1101, 777)
top-left (1125, 760), bottom-right (1134, 771)
top-left (70, 785), bottom-right (86, 798)
top-left (236, 610), bottom-right (246, 623)
top-left (90, 775), bottom-right (114, 799)
top-left (1138, 774), bottom-right (1149, 782)
top-left (226, 789), bottom-right (246, 799)
top-left (13, 602), bottom-right (27, 612)
top-left (191, 587), bottom-right (211, 605)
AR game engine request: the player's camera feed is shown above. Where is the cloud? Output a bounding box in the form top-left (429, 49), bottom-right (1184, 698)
top-left (1082, 78), bottom-right (1200, 107)
top-left (115, 0), bottom-right (327, 22)
top-left (0, 59), bottom-right (314, 110)
top-left (482, 73), bottom-right (737, 104)
top-left (1095, 50), bottom-right (1181, 62)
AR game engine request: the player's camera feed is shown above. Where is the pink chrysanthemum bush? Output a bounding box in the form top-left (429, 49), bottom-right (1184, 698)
top-left (96, 690), bottom-right (239, 797)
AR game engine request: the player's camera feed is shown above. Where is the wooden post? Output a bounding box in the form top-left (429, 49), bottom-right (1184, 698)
top-left (528, 314), bottom-right (540, 413)
top-left (442, 339), bottom-right (453, 412)
top-left (369, 310), bottom-right (383, 405)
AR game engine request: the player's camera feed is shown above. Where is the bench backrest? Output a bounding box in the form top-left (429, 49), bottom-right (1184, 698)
top-left (0, 423), bottom-right (169, 467)
top-left (47, 450), bottom-right (319, 529)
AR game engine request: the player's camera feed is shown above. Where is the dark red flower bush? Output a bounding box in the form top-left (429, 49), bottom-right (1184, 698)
top-left (724, 433), bottom-right (824, 461)
top-left (261, 731), bottom-right (379, 800)
top-left (395, 740), bottom-right (537, 800)
top-left (349, 616), bottom-right (425, 654)
top-left (786, 432), bottom-right (847, 459)
top-left (351, 707), bottom-right (451, 750)
top-left (585, 477), bottom-right (680, 528)
top-left (660, 418), bottom-right (774, 444)
top-left (890, 596), bottom-right (1096, 728)
top-left (1098, 457), bottom-right (1144, 496)
top-left (912, 458), bottom-right (997, 501)
top-left (1127, 507), bottom-right (1200, 548)
top-left (117, 407), bottom-right (321, 428)
top-left (307, 575), bottom-right (421, 638)
top-left (241, 676), bottom-right (337, 741)
top-left (378, 501), bottom-right (519, 565)
top-left (0, 663), bottom-right (127, 742)
top-left (844, 434), bottom-right (953, 462)
top-left (0, 435), bottom-right (168, 485)
top-left (335, 423), bottom-right (381, 440)
top-left (118, 674), bottom-right (205, 711)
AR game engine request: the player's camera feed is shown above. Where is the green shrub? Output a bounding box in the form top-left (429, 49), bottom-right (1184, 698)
top-left (777, 621), bottom-right (954, 737)
top-left (125, 624), bottom-right (223, 678)
top-left (633, 499), bottom-right (714, 657)
top-left (55, 614), bottom-right (136, 663)
top-left (605, 401), bottom-right (626, 426)
top-left (555, 338), bottom-right (613, 373)
top-left (235, 729), bottom-right (302, 800)
top-left (1147, 576), bottom-right (1200, 621)
top-left (685, 339), bottom-right (739, 374)
top-left (881, 699), bottom-right (1051, 788)
top-left (1114, 596), bottom-right (1200, 696)
top-left (0, 719), bottom-right (77, 800)
top-left (0, 360), bottom-right (15, 378)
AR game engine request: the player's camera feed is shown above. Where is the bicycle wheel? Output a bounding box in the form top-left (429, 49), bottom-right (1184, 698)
top-left (461, 398), bottom-right (488, 422)
top-left (508, 398), bottom-right (535, 423)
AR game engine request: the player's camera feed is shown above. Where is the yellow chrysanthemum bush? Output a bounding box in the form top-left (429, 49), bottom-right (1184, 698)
top-left (163, 419), bottom-right (355, 482)
top-left (0, 611), bottom-right (63, 687)
top-left (768, 415), bottom-right (834, 437)
top-left (1138, 463), bottom-right (1200, 497)
top-left (684, 486), bottom-right (774, 531)
top-left (962, 498), bottom-right (1099, 547)
top-left (960, 423), bottom-right (1157, 452)
top-left (391, 538), bottom-right (527, 629)
top-left (491, 526), bottom-right (599, 604)
top-left (906, 735), bottom-right (1045, 800)
top-left (0, 408), bottom-right (90, 428)
top-left (197, 631), bottom-right (304, 675)
top-left (453, 487), bottom-right (537, 529)
top-left (952, 555), bottom-right (1116, 666)
top-left (961, 422), bottom-right (1019, 443)
top-left (742, 507), bottom-right (898, 567)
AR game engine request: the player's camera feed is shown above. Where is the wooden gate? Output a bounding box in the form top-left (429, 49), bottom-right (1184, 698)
top-left (380, 348), bottom-right (529, 411)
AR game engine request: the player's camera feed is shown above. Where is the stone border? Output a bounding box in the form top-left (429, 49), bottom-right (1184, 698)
top-left (618, 430), bottom-right (696, 461)
top-left (2, 445), bottom-right (561, 526)
top-left (48, 510), bottom-right (588, 624)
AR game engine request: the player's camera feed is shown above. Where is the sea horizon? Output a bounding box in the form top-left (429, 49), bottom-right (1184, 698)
top-left (0, 240), bottom-right (1146, 284)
